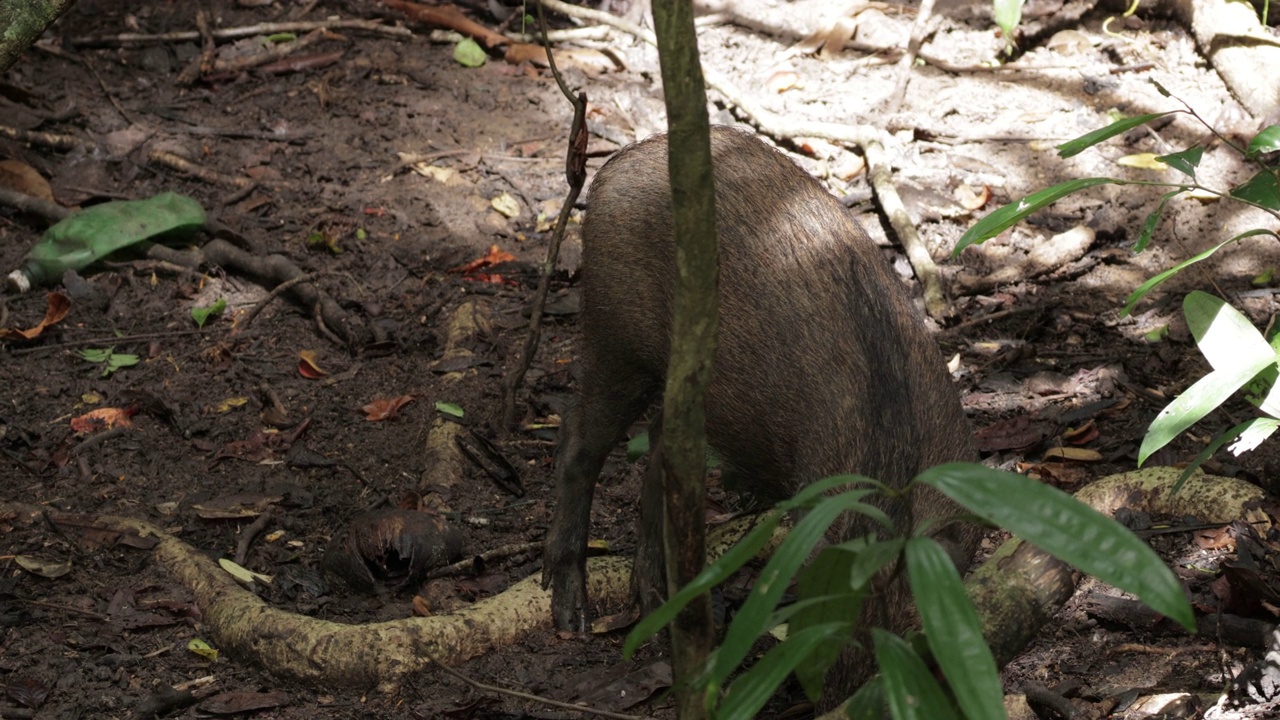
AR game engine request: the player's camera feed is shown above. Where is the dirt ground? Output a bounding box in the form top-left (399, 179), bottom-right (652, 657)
top-left (2, 0), bottom-right (1280, 718)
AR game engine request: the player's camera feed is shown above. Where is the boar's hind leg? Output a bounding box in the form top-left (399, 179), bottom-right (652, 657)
top-left (543, 364), bottom-right (659, 631)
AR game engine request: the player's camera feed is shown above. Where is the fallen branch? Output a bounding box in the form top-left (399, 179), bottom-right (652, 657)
top-left (67, 18), bottom-right (413, 48)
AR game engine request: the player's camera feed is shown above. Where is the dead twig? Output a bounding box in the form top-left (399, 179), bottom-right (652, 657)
top-left (428, 541), bottom-right (543, 579)
top-left (885, 0), bottom-right (940, 114)
top-left (67, 18), bottom-right (412, 48)
top-left (500, 1), bottom-right (589, 427)
top-left (0, 124), bottom-right (89, 151)
top-left (148, 149), bottom-right (256, 189)
top-left (233, 511), bottom-right (274, 566)
top-left (240, 270), bottom-right (345, 330)
top-left (0, 185), bottom-right (69, 223)
top-left (143, 241), bottom-right (369, 349)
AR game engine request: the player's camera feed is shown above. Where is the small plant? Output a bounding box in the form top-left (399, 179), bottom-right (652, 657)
top-left (955, 81), bottom-right (1280, 472)
top-left (78, 346), bottom-right (140, 377)
top-left (191, 298), bottom-right (226, 328)
top-left (626, 464), bottom-right (1192, 719)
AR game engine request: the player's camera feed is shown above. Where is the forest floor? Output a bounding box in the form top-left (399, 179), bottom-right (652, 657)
top-left (2, 0), bottom-right (1280, 718)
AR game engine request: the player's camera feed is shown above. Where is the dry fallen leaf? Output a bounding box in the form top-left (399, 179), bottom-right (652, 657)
top-left (0, 292), bottom-right (71, 341)
top-left (297, 349), bottom-right (327, 378)
top-left (361, 394), bottom-right (415, 421)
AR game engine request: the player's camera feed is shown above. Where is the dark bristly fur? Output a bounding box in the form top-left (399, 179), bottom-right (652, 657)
top-left (542, 126), bottom-right (978, 705)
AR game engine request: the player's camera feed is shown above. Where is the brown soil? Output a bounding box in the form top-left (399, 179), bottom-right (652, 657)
top-left (2, 1), bottom-right (1278, 718)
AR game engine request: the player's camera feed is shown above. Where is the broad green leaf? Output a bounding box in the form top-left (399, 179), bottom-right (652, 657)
top-left (453, 38), bottom-right (487, 67)
top-left (872, 629), bottom-right (959, 720)
top-left (79, 347), bottom-right (112, 363)
top-left (1140, 292), bottom-right (1280, 462)
top-left (782, 474), bottom-right (887, 511)
top-left (624, 510), bottom-right (784, 657)
top-left (1132, 189), bottom-right (1184, 252)
top-left (626, 432), bottom-right (649, 462)
top-left (718, 623), bottom-right (849, 720)
top-left (1141, 364), bottom-right (1271, 464)
top-left (992, 0), bottom-right (1022, 50)
top-left (1246, 125), bottom-right (1280, 158)
top-left (954, 178), bottom-right (1119, 253)
top-left (1173, 419), bottom-right (1253, 492)
top-left (1230, 170), bottom-right (1280, 211)
top-left (842, 536), bottom-right (904, 591)
top-left (192, 298), bottom-right (227, 328)
top-left (844, 676), bottom-right (887, 720)
top-left (1184, 291), bottom-right (1274, 372)
top-left (793, 548), bottom-right (860, 699)
top-left (1056, 112), bottom-right (1176, 157)
top-left (1122, 232), bottom-right (1277, 316)
top-left (1156, 146), bottom-right (1203, 178)
top-left (103, 352), bottom-right (140, 377)
top-left (711, 491), bottom-right (885, 687)
top-left (919, 463), bottom-right (1195, 630)
top-left (1229, 417), bottom-right (1280, 456)
top-left (434, 401), bottom-right (465, 418)
top-left (906, 538), bottom-right (1006, 720)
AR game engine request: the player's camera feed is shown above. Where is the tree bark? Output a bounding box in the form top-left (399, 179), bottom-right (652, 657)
top-left (651, 1), bottom-right (719, 718)
top-left (0, 0), bottom-right (76, 74)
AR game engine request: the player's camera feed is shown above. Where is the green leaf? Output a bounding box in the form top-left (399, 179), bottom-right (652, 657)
top-left (79, 347), bottom-right (112, 363)
top-left (1121, 231), bottom-right (1277, 316)
top-left (1246, 125), bottom-right (1280, 158)
top-left (1155, 146), bottom-right (1203, 178)
top-left (1139, 292), bottom-right (1280, 463)
top-left (624, 511), bottom-right (785, 657)
top-left (626, 432), bottom-right (649, 462)
top-left (872, 629), bottom-right (959, 720)
top-left (191, 298), bottom-right (227, 328)
top-left (1185, 291), bottom-right (1274, 371)
top-left (992, 0), bottom-right (1022, 48)
top-left (844, 676), bottom-right (887, 720)
top-left (434, 401), bottom-right (465, 418)
top-left (103, 352), bottom-right (140, 377)
top-left (265, 32), bottom-right (297, 43)
top-left (718, 623), bottom-right (849, 720)
top-left (1132, 189), bottom-right (1185, 252)
top-left (906, 538), bottom-right (1006, 720)
top-left (919, 463), bottom-right (1195, 630)
top-left (1172, 420), bottom-right (1254, 492)
top-left (954, 178), bottom-right (1119, 253)
top-left (1229, 170), bottom-right (1280, 211)
top-left (453, 38), bottom-right (487, 67)
top-left (78, 346), bottom-right (139, 377)
top-left (1229, 417), bottom-right (1280, 456)
top-left (1056, 112), bottom-right (1177, 158)
top-left (711, 490), bottom-right (884, 687)
top-left (792, 548), bottom-right (862, 699)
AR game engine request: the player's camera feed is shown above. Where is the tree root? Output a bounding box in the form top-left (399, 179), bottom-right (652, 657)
top-left (4, 467), bottom-right (1268, 702)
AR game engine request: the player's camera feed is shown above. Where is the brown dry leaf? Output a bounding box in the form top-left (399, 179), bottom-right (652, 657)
top-left (1041, 446), bottom-right (1103, 462)
top-left (0, 159), bottom-right (55, 201)
top-left (412, 594), bottom-right (432, 616)
top-left (70, 406), bottom-right (136, 435)
top-left (297, 349), bottom-right (327, 378)
top-left (0, 292), bottom-right (71, 341)
top-left (191, 493), bottom-right (283, 520)
top-left (361, 394), bottom-right (415, 421)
